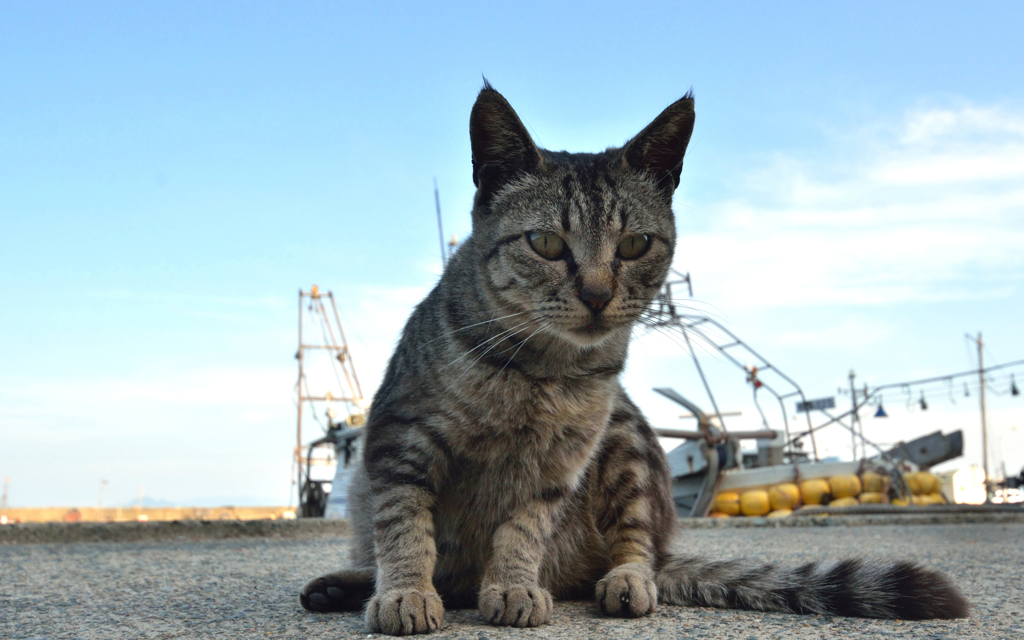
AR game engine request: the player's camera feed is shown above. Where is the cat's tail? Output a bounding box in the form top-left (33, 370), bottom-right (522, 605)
top-left (655, 554), bottom-right (969, 620)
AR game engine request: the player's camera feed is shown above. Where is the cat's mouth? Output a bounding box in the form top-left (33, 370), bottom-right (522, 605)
top-left (563, 319), bottom-right (615, 345)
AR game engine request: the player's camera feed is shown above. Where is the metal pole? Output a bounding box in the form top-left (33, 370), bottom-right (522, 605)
top-left (679, 325), bottom-right (727, 432)
top-left (296, 289), bottom-right (305, 508)
top-left (434, 178), bottom-right (447, 267)
top-left (802, 406), bottom-right (820, 461)
top-left (977, 333), bottom-right (989, 498)
top-left (848, 370), bottom-right (858, 460)
top-left (861, 383), bottom-right (870, 461)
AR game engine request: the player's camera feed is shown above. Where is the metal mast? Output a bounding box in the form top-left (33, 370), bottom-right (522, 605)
top-left (295, 285), bottom-right (365, 507)
top-left (434, 178), bottom-right (448, 267)
top-left (976, 332), bottom-right (989, 496)
top-left (848, 370), bottom-right (865, 460)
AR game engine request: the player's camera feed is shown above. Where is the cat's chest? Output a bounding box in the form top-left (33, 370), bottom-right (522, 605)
top-left (445, 374), bottom-right (615, 485)
top-left (461, 371), bottom-right (611, 430)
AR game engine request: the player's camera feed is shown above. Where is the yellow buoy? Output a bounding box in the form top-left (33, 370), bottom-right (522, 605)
top-left (713, 491), bottom-right (741, 516)
top-left (911, 494), bottom-right (938, 506)
top-left (768, 483), bottom-right (801, 511)
top-left (767, 508), bottom-right (792, 518)
top-left (829, 474), bottom-right (862, 499)
top-left (928, 492), bottom-right (946, 505)
top-left (905, 471), bottom-right (933, 495)
top-left (891, 498), bottom-right (910, 507)
top-left (829, 496), bottom-right (860, 508)
top-left (740, 489), bottom-right (772, 516)
top-left (861, 471), bottom-right (886, 493)
top-left (709, 512), bottom-right (731, 518)
top-left (858, 492), bottom-right (886, 504)
top-left (907, 472), bottom-right (942, 495)
top-left (800, 478), bottom-right (831, 505)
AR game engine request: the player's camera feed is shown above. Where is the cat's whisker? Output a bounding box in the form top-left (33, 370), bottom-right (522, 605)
top-left (637, 297), bottom-right (728, 325)
top-left (442, 326), bottom-right (529, 369)
top-left (495, 322), bottom-right (551, 378)
top-left (440, 317), bottom-right (539, 369)
top-left (418, 310), bottom-right (536, 351)
top-left (449, 316), bottom-right (548, 385)
top-left (455, 310), bottom-right (532, 333)
top-left (634, 320), bottom-right (729, 366)
top-left (490, 317), bottom-right (550, 358)
top-left (631, 320), bottom-right (693, 351)
top-left (465, 319), bottom-right (542, 367)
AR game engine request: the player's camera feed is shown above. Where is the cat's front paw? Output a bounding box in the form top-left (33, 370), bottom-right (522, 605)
top-left (596, 562), bottom-right (657, 617)
top-left (300, 568), bottom-right (375, 612)
top-left (365, 587), bottom-right (445, 635)
top-left (478, 583), bottom-right (553, 627)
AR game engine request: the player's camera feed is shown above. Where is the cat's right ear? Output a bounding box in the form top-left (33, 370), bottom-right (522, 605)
top-left (622, 92), bottom-right (695, 197)
top-left (470, 81), bottom-right (544, 192)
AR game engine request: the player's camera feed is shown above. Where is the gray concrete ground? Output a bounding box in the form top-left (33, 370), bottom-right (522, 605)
top-left (1, 521), bottom-right (1021, 639)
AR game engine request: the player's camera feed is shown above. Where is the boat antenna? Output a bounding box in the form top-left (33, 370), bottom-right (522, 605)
top-left (434, 178), bottom-right (448, 267)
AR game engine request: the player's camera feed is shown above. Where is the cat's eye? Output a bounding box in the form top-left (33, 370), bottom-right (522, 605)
top-left (527, 232), bottom-right (565, 260)
top-left (617, 234), bottom-right (650, 259)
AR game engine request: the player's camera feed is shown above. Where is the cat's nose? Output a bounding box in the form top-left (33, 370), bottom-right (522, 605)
top-left (578, 285), bottom-right (613, 312)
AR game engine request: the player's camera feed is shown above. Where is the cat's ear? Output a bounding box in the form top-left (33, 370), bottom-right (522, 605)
top-left (470, 81), bottom-right (544, 190)
top-left (622, 92), bottom-right (695, 196)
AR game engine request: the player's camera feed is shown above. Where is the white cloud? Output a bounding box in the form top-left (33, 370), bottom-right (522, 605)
top-left (85, 289), bottom-right (292, 310)
top-left (768, 316), bottom-right (895, 350)
top-left (677, 103), bottom-right (1024, 310)
top-left (3, 366), bottom-right (293, 412)
top-left (875, 150), bottom-right (1024, 184)
top-left (899, 105), bottom-right (1024, 145)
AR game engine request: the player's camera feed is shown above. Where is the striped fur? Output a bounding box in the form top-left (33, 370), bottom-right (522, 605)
top-left (299, 84), bottom-right (968, 634)
top-left (656, 555), bottom-right (969, 620)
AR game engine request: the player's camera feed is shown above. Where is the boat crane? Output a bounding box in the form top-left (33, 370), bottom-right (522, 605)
top-left (294, 285), bottom-right (366, 517)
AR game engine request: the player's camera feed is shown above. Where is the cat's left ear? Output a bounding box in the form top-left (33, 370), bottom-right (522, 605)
top-left (622, 92), bottom-right (695, 196)
top-left (470, 81), bottom-right (545, 191)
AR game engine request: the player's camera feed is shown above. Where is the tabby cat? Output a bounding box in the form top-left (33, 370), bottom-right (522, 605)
top-left (299, 83), bottom-right (968, 634)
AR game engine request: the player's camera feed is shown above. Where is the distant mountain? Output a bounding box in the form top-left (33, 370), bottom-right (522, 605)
top-left (120, 497), bottom-right (179, 508)
top-left (119, 495), bottom-right (286, 508)
top-left (185, 495), bottom-right (285, 507)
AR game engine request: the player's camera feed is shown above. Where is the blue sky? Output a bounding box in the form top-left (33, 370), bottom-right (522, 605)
top-left (2, 2), bottom-right (1023, 506)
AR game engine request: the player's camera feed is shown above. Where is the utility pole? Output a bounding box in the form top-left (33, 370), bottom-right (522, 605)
top-left (860, 383), bottom-right (870, 460)
top-left (848, 370), bottom-right (858, 460)
top-left (0, 477), bottom-right (8, 510)
top-left (976, 332), bottom-right (989, 498)
top-left (295, 289), bottom-right (304, 504)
